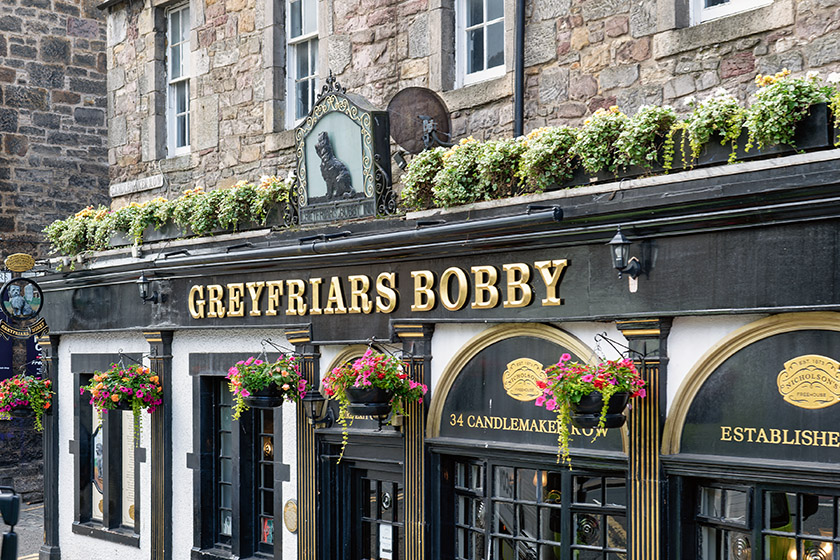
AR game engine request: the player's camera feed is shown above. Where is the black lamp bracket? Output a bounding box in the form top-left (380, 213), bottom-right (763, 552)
top-left (593, 332), bottom-right (651, 362)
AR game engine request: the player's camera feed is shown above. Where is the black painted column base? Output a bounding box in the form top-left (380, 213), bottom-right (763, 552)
top-left (39, 544), bottom-right (61, 560)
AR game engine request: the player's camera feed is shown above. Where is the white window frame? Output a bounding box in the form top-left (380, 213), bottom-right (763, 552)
top-left (456, 0), bottom-right (506, 88)
top-left (286, 0), bottom-right (319, 128)
top-left (166, 4), bottom-right (190, 157)
top-left (692, 0), bottom-right (773, 24)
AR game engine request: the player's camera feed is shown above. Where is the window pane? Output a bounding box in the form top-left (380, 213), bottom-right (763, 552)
top-left (175, 81), bottom-right (188, 113)
top-left (519, 503), bottom-right (538, 539)
top-left (701, 487), bottom-right (723, 518)
top-left (310, 39), bottom-right (319, 75)
top-left (170, 44), bottom-right (182, 79)
top-left (471, 463), bottom-right (483, 491)
top-left (605, 478), bottom-right (626, 508)
top-left (296, 80), bottom-right (310, 119)
top-left (467, 0), bottom-right (483, 27)
top-left (91, 409), bottom-right (104, 522)
top-left (517, 469), bottom-right (537, 502)
top-left (766, 492), bottom-right (796, 532)
top-left (456, 462), bottom-right (467, 487)
top-left (705, 0), bottom-right (728, 6)
top-left (220, 511), bottom-right (232, 537)
top-left (543, 472), bottom-right (562, 504)
top-left (303, 0), bottom-right (317, 35)
top-left (800, 494), bottom-right (833, 537)
top-left (487, 0), bottom-right (503, 20)
top-left (471, 531), bottom-right (486, 559)
top-left (494, 501), bottom-right (515, 534)
top-left (486, 21), bottom-right (504, 69)
top-left (700, 526), bottom-right (724, 559)
top-left (181, 8), bottom-right (190, 41)
top-left (170, 11), bottom-right (181, 44)
top-left (575, 477), bottom-right (602, 505)
top-left (177, 113), bottom-right (188, 147)
top-left (121, 411), bottom-right (135, 527)
top-left (728, 532), bottom-right (751, 560)
top-left (765, 535), bottom-right (794, 560)
top-left (573, 548), bottom-right (602, 560)
top-left (575, 513), bottom-right (602, 546)
top-left (467, 28), bottom-right (484, 74)
top-left (801, 540), bottom-right (834, 560)
top-left (724, 490), bottom-right (748, 525)
top-left (540, 506), bottom-right (562, 541)
top-left (290, 0), bottom-right (302, 37)
top-left (607, 515), bottom-right (627, 550)
top-left (296, 42), bottom-right (309, 80)
top-left (494, 466), bottom-right (514, 500)
top-left (220, 484), bottom-right (231, 509)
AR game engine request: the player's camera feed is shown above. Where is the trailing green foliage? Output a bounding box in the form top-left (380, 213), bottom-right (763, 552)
top-left (518, 127), bottom-right (578, 194)
top-left (44, 175), bottom-right (294, 259)
top-left (615, 105), bottom-right (677, 169)
top-left (399, 147), bottom-right (446, 210)
top-left (574, 106), bottom-right (628, 174)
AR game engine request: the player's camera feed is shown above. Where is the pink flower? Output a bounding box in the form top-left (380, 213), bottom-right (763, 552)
top-left (535, 395), bottom-right (546, 407)
top-left (545, 398), bottom-right (557, 411)
top-left (635, 388), bottom-right (646, 398)
top-left (581, 374), bottom-right (594, 383)
top-left (560, 353), bottom-right (571, 362)
top-left (241, 389), bottom-right (251, 397)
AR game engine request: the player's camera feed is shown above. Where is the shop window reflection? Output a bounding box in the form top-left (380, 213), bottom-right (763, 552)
top-left (693, 485), bottom-right (840, 560)
top-left (448, 458), bottom-right (626, 560)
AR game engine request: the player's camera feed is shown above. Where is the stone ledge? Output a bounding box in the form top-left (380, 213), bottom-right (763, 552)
top-left (653, 0), bottom-right (793, 59)
top-left (440, 73), bottom-right (513, 112)
top-left (109, 174), bottom-right (164, 197)
top-left (266, 129), bottom-right (296, 153)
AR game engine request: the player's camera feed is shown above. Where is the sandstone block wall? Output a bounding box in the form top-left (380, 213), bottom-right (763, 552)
top-left (104, 0), bottom-right (840, 205)
top-left (0, 0), bottom-right (109, 258)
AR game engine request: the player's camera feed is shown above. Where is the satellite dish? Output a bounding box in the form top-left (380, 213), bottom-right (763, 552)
top-left (387, 87), bottom-right (452, 154)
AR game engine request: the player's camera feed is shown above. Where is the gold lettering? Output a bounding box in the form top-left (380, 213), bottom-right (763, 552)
top-left (348, 275), bottom-right (373, 314)
top-left (471, 265), bottom-right (499, 309)
top-left (502, 263), bottom-right (533, 308)
top-left (440, 267), bottom-right (469, 311)
top-left (769, 429), bottom-right (781, 444)
top-left (534, 259), bottom-right (568, 306)
top-left (188, 285), bottom-right (205, 319)
top-left (226, 283), bottom-right (245, 317)
top-left (801, 430), bottom-right (813, 446)
top-left (720, 426), bottom-right (732, 441)
top-left (733, 427), bottom-right (743, 442)
top-left (411, 271), bottom-right (435, 312)
top-left (813, 431), bottom-right (828, 446)
top-left (375, 272), bottom-right (398, 313)
top-left (830, 432), bottom-right (840, 447)
top-left (324, 277), bottom-right (347, 315)
top-left (246, 282), bottom-right (265, 316)
top-left (756, 428), bottom-right (769, 444)
top-left (309, 278), bottom-right (323, 315)
top-left (206, 285), bottom-right (226, 318)
top-left (467, 415), bottom-right (476, 428)
top-left (744, 427), bottom-right (756, 442)
top-left (265, 281), bottom-right (284, 316)
top-left (286, 280), bottom-right (308, 316)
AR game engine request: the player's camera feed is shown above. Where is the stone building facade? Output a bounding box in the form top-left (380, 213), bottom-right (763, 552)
top-left (0, 0), bottom-right (109, 258)
top-left (103, 0), bottom-right (840, 207)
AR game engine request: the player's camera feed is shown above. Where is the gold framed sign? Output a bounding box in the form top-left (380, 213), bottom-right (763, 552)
top-left (283, 499), bottom-right (298, 533)
top-left (777, 354), bottom-right (840, 409)
top-left (502, 358), bottom-right (547, 402)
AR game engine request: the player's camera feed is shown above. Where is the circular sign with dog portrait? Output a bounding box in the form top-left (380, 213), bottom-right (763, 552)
top-left (0, 278), bottom-right (43, 321)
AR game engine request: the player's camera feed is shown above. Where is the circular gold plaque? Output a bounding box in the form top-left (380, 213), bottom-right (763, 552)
top-left (283, 499), bottom-right (298, 533)
top-left (5, 253), bottom-right (35, 273)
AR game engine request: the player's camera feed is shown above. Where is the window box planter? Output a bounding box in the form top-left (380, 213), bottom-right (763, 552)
top-left (345, 386), bottom-right (392, 418)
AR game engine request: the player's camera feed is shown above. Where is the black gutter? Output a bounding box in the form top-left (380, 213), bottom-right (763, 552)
top-left (513, 0), bottom-right (525, 137)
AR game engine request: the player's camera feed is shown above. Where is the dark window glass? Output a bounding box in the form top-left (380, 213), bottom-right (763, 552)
top-left (449, 458), bottom-right (625, 559)
top-left (257, 409), bottom-right (275, 551)
top-left (216, 384), bottom-right (233, 545)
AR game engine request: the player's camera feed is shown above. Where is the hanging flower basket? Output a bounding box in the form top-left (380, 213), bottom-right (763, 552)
top-left (571, 391), bottom-right (630, 429)
top-left (345, 386), bottom-right (393, 417)
top-left (227, 354), bottom-right (306, 420)
top-left (535, 354), bottom-right (645, 465)
top-left (0, 374), bottom-right (53, 431)
top-left (81, 363), bottom-right (163, 443)
top-left (322, 349), bottom-right (427, 461)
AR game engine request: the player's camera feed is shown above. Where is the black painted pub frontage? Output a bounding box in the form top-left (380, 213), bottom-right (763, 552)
top-left (36, 150), bottom-right (840, 560)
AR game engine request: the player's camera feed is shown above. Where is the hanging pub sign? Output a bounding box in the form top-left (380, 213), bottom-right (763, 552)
top-left (294, 72), bottom-right (396, 224)
top-left (0, 277), bottom-right (49, 340)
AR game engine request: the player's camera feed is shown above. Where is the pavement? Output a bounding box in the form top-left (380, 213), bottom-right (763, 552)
top-left (4, 501), bottom-right (42, 560)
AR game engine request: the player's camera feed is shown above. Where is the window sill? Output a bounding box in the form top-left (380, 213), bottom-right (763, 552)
top-left (72, 522), bottom-right (140, 547)
top-left (441, 72), bottom-right (513, 112)
top-left (191, 547), bottom-right (232, 560)
top-left (653, 0), bottom-right (793, 58)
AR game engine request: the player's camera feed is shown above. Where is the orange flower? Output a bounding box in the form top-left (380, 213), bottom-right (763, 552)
top-left (111, 394), bottom-right (120, 402)
top-left (93, 375), bottom-right (101, 382)
top-left (149, 376), bottom-right (159, 384)
top-left (44, 402), bottom-right (51, 409)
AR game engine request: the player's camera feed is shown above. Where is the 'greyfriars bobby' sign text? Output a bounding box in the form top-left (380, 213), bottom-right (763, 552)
top-left (295, 74), bottom-right (395, 224)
